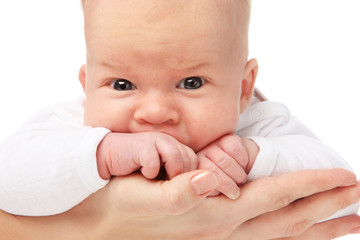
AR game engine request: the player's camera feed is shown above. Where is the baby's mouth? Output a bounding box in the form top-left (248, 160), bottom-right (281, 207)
top-left (131, 125), bottom-right (191, 148)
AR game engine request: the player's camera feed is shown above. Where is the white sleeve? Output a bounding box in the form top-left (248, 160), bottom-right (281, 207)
top-left (0, 98), bottom-right (110, 216)
top-left (236, 100), bottom-right (358, 218)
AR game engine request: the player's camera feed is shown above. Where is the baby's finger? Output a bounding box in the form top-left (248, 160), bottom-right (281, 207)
top-left (138, 146), bottom-right (161, 179)
top-left (166, 136), bottom-right (196, 174)
top-left (198, 156), bottom-right (241, 200)
top-left (156, 137), bottom-right (184, 179)
top-left (200, 145), bottom-right (247, 184)
top-left (217, 134), bottom-right (248, 169)
top-left (183, 145), bottom-right (198, 172)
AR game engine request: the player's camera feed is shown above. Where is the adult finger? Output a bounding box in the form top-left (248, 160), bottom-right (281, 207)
top-left (279, 215), bottom-right (360, 240)
top-left (81, 171), bottom-right (225, 240)
top-left (124, 170), bottom-right (219, 216)
top-left (228, 182), bottom-right (360, 240)
top-left (159, 170), bottom-right (220, 215)
top-left (218, 168), bottom-right (357, 224)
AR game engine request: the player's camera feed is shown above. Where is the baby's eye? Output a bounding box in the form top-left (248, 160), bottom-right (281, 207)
top-left (177, 77), bottom-right (205, 90)
top-left (110, 79), bottom-right (136, 91)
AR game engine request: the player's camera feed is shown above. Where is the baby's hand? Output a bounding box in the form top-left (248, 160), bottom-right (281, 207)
top-left (96, 132), bottom-right (198, 180)
top-left (197, 134), bottom-right (258, 200)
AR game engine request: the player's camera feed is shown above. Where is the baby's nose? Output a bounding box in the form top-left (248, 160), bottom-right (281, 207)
top-left (133, 94), bottom-right (179, 125)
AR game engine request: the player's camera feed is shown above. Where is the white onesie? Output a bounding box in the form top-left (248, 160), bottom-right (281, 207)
top-left (0, 91), bottom-right (358, 217)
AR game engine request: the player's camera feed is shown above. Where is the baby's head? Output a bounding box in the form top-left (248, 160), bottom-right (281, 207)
top-left (79, 0), bottom-right (258, 152)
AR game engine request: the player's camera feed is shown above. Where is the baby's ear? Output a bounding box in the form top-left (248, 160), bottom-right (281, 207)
top-left (240, 58), bottom-right (258, 113)
top-left (78, 64), bottom-right (87, 92)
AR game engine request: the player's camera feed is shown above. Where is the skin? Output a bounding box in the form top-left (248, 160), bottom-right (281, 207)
top-left (81, 0), bottom-right (255, 150)
top-left (2, 1), bottom-right (360, 239)
top-left (2, 168), bottom-right (360, 239)
top-left (79, 0), bottom-right (259, 198)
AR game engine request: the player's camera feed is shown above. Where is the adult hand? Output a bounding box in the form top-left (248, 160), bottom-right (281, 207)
top-left (77, 168), bottom-right (360, 240)
top-left (273, 215), bottom-right (360, 240)
top-left (227, 170), bottom-right (360, 239)
top-left (2, 168), bottom-right (359, 240)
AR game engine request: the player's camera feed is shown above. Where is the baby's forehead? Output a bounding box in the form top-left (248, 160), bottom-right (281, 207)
top-left (83, 0), bottom-right (249, 24)
top-left (82, 0), bottom-right (249, 10)
top-left (84, 0), bottom-right (250, 66)
top-left (84, 0), bottom-right (250, 41)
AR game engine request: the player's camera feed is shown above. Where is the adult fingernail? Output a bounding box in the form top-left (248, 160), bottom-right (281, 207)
top-left (191, 171), bottom-right (218, 196)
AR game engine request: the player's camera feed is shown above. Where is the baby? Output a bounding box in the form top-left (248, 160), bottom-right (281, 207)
top-left (81, 0), bottom-right (257, 200)
top-left (0, 0), bottom-right (357, 217)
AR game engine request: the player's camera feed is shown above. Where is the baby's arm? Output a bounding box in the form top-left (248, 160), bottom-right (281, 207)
top-left (236, 100), bottom-right (354, 179)
top-left (96, 132), bottom-right (197, 180)
top-left (0, 99), bottom-right (197, 216)
top-left (198, 98), bottom-right (356, 206)
top-left (235, 99), bottom-right (358, 218)
top-left (197, 134), bottom-right (259, 199)
top-left (0, 99), bottom-right (110, 216)
top-left (0, 98), bottom-right (198, 216)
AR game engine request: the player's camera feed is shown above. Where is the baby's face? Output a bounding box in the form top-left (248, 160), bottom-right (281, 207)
top-left (80, 0), bottom-right (256, 152)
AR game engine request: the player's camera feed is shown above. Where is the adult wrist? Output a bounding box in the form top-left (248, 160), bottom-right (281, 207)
top-left (2, 207), bottom-right (96, 240)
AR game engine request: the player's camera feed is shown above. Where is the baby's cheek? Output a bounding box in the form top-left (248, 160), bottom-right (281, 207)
top-left (83, 104), bottom-right (116, 130)
top-left (230, 112), bottom-right (240, 131)
top-left (193, 108), bottom-right (238, 150)
top-left (83, 105), bottom-right (97, 127)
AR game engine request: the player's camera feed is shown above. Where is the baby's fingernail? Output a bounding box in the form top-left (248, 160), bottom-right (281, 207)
top-left (191, 171), bottom-right (218, 196)
top-left (228, 188), bottom-right (241, 200)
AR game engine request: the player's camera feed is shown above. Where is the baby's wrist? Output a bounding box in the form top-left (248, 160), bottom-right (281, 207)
top-left (242, 138), bottom-right (259, 174)
top-left (96, 133), bottom-right (112, 180)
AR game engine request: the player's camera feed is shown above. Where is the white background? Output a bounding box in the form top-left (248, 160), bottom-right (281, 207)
top-left (0, 1), bottom-right (359, 238)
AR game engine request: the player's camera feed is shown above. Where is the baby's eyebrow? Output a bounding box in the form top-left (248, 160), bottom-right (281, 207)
top-left (181, 62), bottom-right (209, 71)
top-left (97, 60), bottom-right (131, 72)
top-left (169, 60), bottom-right (211, 73)
top-left (98, 60), bottom-right (120, 69)
top-left (98, 58), bottom-right (210, 73)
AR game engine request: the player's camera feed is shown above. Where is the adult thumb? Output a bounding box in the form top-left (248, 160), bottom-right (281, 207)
top-left (158, 170), bottom-right (219, 215)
